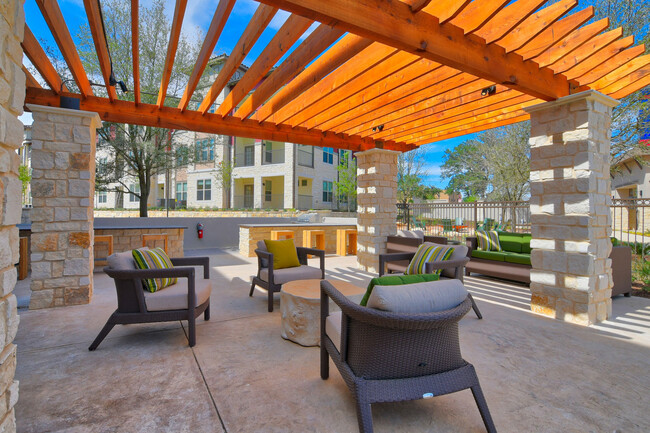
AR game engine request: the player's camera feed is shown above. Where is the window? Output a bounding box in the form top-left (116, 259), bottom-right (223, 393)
top-left (129, 183), bottom-right (140, 202)
top-left (197, 179), bottom-right (211, 201)
top-left (176, 182), bottom-right (187, 202)
top-left (97, 190), bottom-right (107, 204)
top-left (175, 146), bottom-right (189, 166)
top-left (196, 139), bottom-right (214, 162)
top-left (323, 147), bottom-right (334, 164)
top-left (323, 181), bottom-right (333, 203)
top-left (339, 150), bottom-right (348, 167)
top-left (265, 180), bottom-right (272, 202)
top-left (244, 145), bottom-right (254, 166)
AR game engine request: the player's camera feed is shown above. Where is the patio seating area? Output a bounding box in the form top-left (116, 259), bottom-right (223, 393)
top-left (14, 250), bottom-right (650, 432)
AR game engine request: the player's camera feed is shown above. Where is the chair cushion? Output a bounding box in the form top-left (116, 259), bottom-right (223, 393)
top-left (439, 243), bottom-right (469, 279)
top-left (471, 250), bottom-right (507, 261)
top-left (143, 278), bottom-right (212, 312)
top-left (405, 242), bottom-right (453, 275)
top-left (264, 239), bottom-right (300, 270)
top-left (477, 230), bottom-right (502, 251)
top-left (396, 230), bottom-right (424, 239)
top-left (257, 240), bottom-right (269, 267)
top-left (260, 265), bottom-right (322, 285)
top-left (367, 279), bottom-right (468, 313)
top-left (132, 247), bottom-right (177, 292)
top-left (361, 273), bottom-right (440, 306)
top-left (325, 311), bottom-right (343, 352)
top-left (107, 251), bottom-right (136, 270)
top-left (497, 232), bottom-right (524, 253)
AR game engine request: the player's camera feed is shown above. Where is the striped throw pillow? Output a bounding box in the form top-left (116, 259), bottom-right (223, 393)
top-left (132, 247), bottom-right (177, 292)
top-left (476, 230), bottom-right (502, 251)
top-left (405, 243), bottom-right (454, 275)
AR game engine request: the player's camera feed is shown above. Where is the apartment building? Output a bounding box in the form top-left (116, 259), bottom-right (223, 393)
top-left (95, 55), bottom-right (353, 211)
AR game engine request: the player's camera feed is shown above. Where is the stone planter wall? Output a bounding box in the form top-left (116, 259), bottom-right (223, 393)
top-left (94, 228), bottom-right (185, 265)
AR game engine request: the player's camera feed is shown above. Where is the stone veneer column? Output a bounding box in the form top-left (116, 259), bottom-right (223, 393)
top-left (0, 0), bottom-right (25, 430)
top-left (28, 105), bottom-right (101, 309)
top-left (356, 148), bottom-right (398, 273)
top-left (524, 90), bottom-right (618, 326)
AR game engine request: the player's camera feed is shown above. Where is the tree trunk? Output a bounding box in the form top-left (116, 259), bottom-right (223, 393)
top-left (139, 192), bottom-right (148, 217)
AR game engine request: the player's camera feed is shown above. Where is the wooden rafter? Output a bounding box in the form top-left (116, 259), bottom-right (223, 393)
top-left (26, 87), bottom-right (411, 151)
top-left (178, 0), bottom-right (236, 111)
top-left (578, 45), bottom-right (645, 86)
top-left (534, 18), bottom-right (609, 68)
top-left (422, 1), bottom-right (471, 24)
top-left (198, 3), bottom-right (278, 114)
top-left (256, 0), bottom-right (575, 101)
top-left (609, 74), bottom-right (650, 100)
top-left (597, 63), bottom-right (650, 95)
top-left (131, 0), bottom-right (140, 105)
top-left (449, 0), bottom-right (510, 35)
top-left (23, 66), bottom-right (43, 89)
top-left (291, 52), bottom-right (424, 128)
top-left (234, 24), bottom-right (344, 119)
top-left (590, 54), bottom-right (650, 90)
top-left (473, 0), bottom-right (547, 44)
top-left (516, 6), bottom-right (593, 61)
top-left (22, 25), bottom-right (67, 93)
top-left (252, 34), bottom-right (372, 122)
top-left (215, 14), bottom-right (313, 117)
top-left (157, 0), bottom-right (188, 107)
top-left (83, 0), bottom-right (117, 101)
top-left (406, 0), bottom-right (432, 14)
top-left (412, 114), bottom-right (531, 145)
top-left (564, 36), bottom-right (634, 81)
top-left (36, 0), bottom-right (93, 97)
top-left (264, 43), bottom-right (398, 125)
top-left (550, 27), bottom-right (622, 74)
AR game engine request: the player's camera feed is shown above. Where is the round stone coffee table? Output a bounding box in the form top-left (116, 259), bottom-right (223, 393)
top-left (280, 279), bottom-right (365, 347)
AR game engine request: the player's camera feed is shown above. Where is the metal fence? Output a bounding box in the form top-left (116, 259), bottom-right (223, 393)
top-left (397, 199), bottom-right (650, 249)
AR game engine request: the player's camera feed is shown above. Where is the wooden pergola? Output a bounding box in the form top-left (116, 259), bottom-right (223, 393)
top-left (23, 0), bottom-right (649, 152)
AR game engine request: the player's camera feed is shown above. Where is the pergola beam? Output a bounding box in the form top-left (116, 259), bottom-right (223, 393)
top-left (449, 0), bottom-right (510, 35)
top-left (534, 18), bottom-right (609, 68)
top-left (178, 0), bottom-right (236, 111)
top-left (216, 14), bottom-right (313, 117)
top-left (234, 24), bottom-right (344, 119)
top-left (22, 25), bottom-right (66, 94)
top-left (157, 0), bottom-right (188, 107)
top-left (412, 114), bottom-right (530, 145)
top-left (198, 3), bottom-right (278, 114)
top-left (26, 87), bottom-right (410, 152)
top-left (35, 0), bottom-right (93, 97)
top-left (474, 0), bottom-right (547, 44)
top-left (564, 36), bottom-right (634, 81)
top-left (578, 45), bottom-right (645, 86)
top-left (23, 66), bottom-right (42, 89)
top-left (83, 0), bottom-right (118, 101)
top-left (422, 0), bottom-right (471, 24)
top-left (256, 0), bottom-right (573, 101)
top-left (252, 34), bottom-right (372, 122)
top-left (550, 27), bottom-right (623, 74)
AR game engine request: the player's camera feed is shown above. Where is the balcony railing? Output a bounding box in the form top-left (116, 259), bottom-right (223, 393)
top-left (234, 151), bottom-right (255, 167)
top-left (297, 194), bottom-right (312, 210)
top-left (262, 148), bottom-right (285, 165)
top-left (233, 194), bottom-right (255, 209)
top-left (297, 148), bottom-right (313, 167)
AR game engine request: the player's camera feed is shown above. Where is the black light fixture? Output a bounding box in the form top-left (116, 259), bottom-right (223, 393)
top-left (372, 124), bottom-right (384, 132)
top-left (59, 78), bottom-right (80, 110)
top-left (481, 85), bottom-right (497, 96)
top-left (99, 0), bottom-right (128, 94)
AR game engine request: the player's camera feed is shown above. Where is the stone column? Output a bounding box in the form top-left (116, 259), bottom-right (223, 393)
top-left (356, 148), bottom-right (398, 273)
top-left (28, 105), bottom-right (101, 309)
top-left (0, 0), bottom-right (25, 430)
top-left (524, 90), bottom-right (618, 326)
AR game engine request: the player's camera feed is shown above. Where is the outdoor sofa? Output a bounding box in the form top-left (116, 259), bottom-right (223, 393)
top-left (465, 232), bottom-right (632, 296)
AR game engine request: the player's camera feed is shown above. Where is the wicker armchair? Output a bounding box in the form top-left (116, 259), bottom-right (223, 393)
top-left (320, 280), bottom-right (496, 433)
top-left (89, 254), bottom-right (211, 351)
top-left (250, 240), bottom-right (325, 312)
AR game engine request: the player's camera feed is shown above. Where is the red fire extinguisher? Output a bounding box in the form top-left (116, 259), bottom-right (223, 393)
top-left (197, 223), bottom-right (204, 239)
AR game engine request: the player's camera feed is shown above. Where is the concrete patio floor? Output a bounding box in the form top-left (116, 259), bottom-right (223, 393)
top-left (13, 249), bottom-right (650, 432)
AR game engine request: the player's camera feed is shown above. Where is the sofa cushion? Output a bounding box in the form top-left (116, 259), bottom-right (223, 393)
top-left (260, 265), bottom-right (322, 285)
top-left (477, 230), bottom-right (502, 251)
top-left (471, 250), bottom-right (507, 261)
top-left (497, 233), bottom-right (524, 253)
top-left (107, 251), bottom-right (136, 270)
top-left (264, 239), bottom-right (300, 270)
top-left (405, 243), bottom-right (453, 275)
top-left (325, 311), bottom-right (343, 352)
top-left (132, 247), bottom-right (177, 292)
top-left (439, 243), bottom-right (469, 279)
top-left (361, 273), bottom-right (440, 306)
top-left (144, 278), bottom-right (212, 312)
top-left (367, 279), bottom-right (468, 313)
top-left (504, 252), bottom-right (532, 266)
top-left (520, 234), bottom-right (532, 254)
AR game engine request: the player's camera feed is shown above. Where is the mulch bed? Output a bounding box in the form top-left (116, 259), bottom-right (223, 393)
top-left (632, 282), bottom-right (650, 299)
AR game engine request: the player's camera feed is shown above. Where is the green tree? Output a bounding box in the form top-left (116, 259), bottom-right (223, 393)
top-left (69, 0), bottom-right (201, 216)
top-left (334, 151), bottom-right (357, 213)
top-left (19, 164), bottom-right (31, 205)
top-left (398, 146), bottom-right (428, 204)
top-left (214, 157), bottom-right (234, 209)
top-left (441, 122), bottom-right (530, 201)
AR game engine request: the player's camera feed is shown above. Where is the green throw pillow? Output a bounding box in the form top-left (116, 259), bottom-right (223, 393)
top-left (360, 274), bottom-right (440, 306)
top-left (264, 239), bottom-right (300, 270)
top-left (132, 247), bottom-right (177, 293)
top-left (405, 243), bottom-right (453, 275)
top-left (477, 230), bottom-right (502, 251)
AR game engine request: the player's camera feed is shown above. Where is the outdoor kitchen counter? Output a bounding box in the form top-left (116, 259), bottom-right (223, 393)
top-left (239, 223), bottom-right (357, 257)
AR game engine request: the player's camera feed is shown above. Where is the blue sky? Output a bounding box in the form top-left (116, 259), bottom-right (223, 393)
top-left (22, 0), bottom-right (476, 189)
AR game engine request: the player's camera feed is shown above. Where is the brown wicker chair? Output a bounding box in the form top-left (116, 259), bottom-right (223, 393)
top-left (320, 280), bottom-right (496, 433)
top-left (89, 255), bottom-right (211, 351)
top-left (250, 240), bottom-right (325, 312)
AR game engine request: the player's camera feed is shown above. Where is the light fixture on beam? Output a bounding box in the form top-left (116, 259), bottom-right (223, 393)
top-left (481, 85), bottom-right (496, 96)
top-left (372, 124), bottom-right (384, 132)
